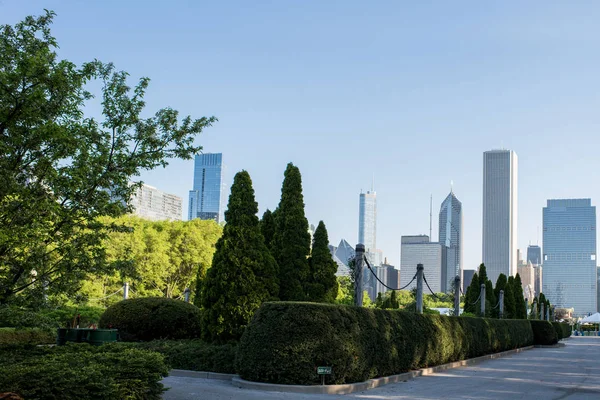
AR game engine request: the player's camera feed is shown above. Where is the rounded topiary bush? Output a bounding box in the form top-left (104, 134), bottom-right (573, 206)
top-left (99, 298), bottom-right (202, 342)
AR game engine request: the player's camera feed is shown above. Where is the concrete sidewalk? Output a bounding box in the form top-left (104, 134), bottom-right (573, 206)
top-left (162, 337), bottom-right (600, 399)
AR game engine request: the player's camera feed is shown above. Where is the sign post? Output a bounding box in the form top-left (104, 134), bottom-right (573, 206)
top-left (317, 366), bottom-right (332, 386)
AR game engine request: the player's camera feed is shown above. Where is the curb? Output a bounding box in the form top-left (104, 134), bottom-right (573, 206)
top-left (169, 369), bottom-right (238, 381)
top-left (534, 342), bottom-right (565, 348)
top-left (232, 345), bottom-right (534, 395)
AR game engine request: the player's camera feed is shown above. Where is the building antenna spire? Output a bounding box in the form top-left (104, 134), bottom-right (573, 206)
top-left (429, 194), bottom-right (433, 239)
top-left (450, 180), bottom-right (453, 194)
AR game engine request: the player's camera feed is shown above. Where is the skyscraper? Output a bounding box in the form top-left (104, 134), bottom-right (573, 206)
top-left (188, 153), bottom-right (225, 223)
top-left (358, 188), bottom-right (378, 264)
top-left (543, 199), bottom-right (597, 317)
top-left (482, 149), bottom-right (518, 285)
top-left (439, 190), bottom-right (462, 293)
top-left (527, 245), bottom-right (542, 265)
top-left (400, 235), bottom-right (442, 293)
top-left (131, 183), bottom-right (182, 221)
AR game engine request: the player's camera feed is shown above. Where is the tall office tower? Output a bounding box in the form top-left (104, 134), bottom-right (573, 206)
top-left (188, 153), bottom-right (225, 223)
top-left (543, 199), bottom-right (597, 316)
top-left (527, 245), bottom-right (542, 265)
top-left (439, 190), bottom-right (463, 293)
top-left (482, 149), bottom-right (518, 285)
top-left (369, 260), bottom-right (400, 301)
top-left (358, 189), bottom-right (377, 254)
top-left (400, 235), bottom-right (442, 293)
top-left (130, 183), bottom-right (183, 221)
top-left (462, 270), bottom-right (475, 292)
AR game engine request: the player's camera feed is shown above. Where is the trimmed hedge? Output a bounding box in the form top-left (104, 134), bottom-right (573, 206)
top-left (99, 298), bottom-right (202, 341)
top-left (530, 320), bottom-right (558, 345)
top-left (0, 307), bottom-right (57, 330)
top-left (551, 322), bottom-right (571, 340)
top-left (237, 302), bottom-right (534, 385)
top-left (0, 328), bottom-right (55, 345)
top-left (0, 343), bottom-right (168, 400)
top-left (122, 340), bottom-right (237, 374)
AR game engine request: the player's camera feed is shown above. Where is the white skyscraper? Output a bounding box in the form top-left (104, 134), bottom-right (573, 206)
top-left (131, 183), bottom-right (182, 221)
top-left (482, 150), bottom-right (518, 285)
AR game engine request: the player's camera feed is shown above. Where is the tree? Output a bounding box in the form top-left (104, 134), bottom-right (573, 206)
top-left (493, 274), bottom-right (508, 318)
top-left (478, 264), bottom-right (488, 284)
top-left (464, 272), bottom-right (480, 314)
top-left (390, 290), bottom-right (399, 309)
top-left (307, 221), bottom-right (338, 303)
top-left (259, 209), bottom-right (276, 250)
top-left (201, 171), bottom-right (279, 343)
top-left (514, 273), bottom-right (527, 319)
top-left (485, 280), bottom-right (496, 318)
top-left (375, 292), bottom-right (383, 308)
top-left (272, 163), bottom-right (311, 301)
top-left (538, 293), bottom-right (547, 319)
top-left (335, 275), bottom-right (353, 305)
top-left (0, 11), bottom-right (216, 304)
top-left (504, 276), bottom-right (517, 319)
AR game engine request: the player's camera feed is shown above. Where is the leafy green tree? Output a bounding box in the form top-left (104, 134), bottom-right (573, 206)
top-left (201, 171), bottom-right (279, 343)
top-left (259, 209), bottom-right (276, 250)
top-left (272, 163), bottom-right (311, 301)
top-left (464, 272), bottom-right (480, 314)
top-left (307, 221), bottom-right (338, 302)
top-left (504, 276), bottom-right (517, 319)
top-left (0, 11), bottom-right (215, 305)
top-left (362, 291), bottom-right (373, 308)
top-left (513, 273), bottom-right (527, 319)
top-left (335, 276), bottom-right (353, 305)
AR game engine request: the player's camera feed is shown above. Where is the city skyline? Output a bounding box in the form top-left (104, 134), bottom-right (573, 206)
top-left (7, 2), bottom-right (600, 269)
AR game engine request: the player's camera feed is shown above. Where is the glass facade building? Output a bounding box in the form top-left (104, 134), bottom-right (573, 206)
top-left (482, 150), bottom-right (518, 285)
top-left (131, 183), bottom-right (182, 221)
top-left (358, 190), bottom-right (377, 254)
top-left (400, 235), bottom-right (442, 293)
top-left (527, 245), bottom-right (542, 265)
top-left (188, 153), bottom-right (225, 223)
top-left (543, 199), bottom-right (597, 317)
top-left (439, 191), bottom-right (462, 293)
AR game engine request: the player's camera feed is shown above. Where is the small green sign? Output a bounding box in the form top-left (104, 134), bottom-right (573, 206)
top-left (317, 366), bottom-right (332, 375)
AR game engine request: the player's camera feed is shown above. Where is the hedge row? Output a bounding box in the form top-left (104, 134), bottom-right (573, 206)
top-left (0, 343), bottom-right (168, 400)
top-left (237, 302), bottom-right (534, 385)
top-left (121, 340), bottom-right (237, 374)
top-left (530, 320), bottom-right (558, 345)
top-left (0, 328), bottom-right (55, 345)
top-left (551, 322), bottom-right (571, 341)
top-left (99, 298), bottom-right (202, 341)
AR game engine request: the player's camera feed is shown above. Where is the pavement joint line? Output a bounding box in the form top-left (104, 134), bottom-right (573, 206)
top-left (231, 345), bottom-right (538, 395)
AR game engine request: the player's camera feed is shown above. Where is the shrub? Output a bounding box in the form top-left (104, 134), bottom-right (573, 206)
top-left (551, 322), bottom-right (571, 340)
top-left (0, 307), bottom-right (57, 330)
top-left (0, 328), bottom-right (55, 345)
top-left (530, 320), bottom-right (558, 345)
top-left (99, 298), bottom-right (202, 341)
top-left (39, 306), bottom-right (105, 328)
top-left (0, 343), bottom-right (168, 400)
top-left (237, 302), bottom-right (534, 385)
top-left (122, 340), bottom-right (237, 374)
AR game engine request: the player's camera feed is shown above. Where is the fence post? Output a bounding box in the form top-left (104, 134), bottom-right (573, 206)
top-left (184, 287), bottom-right (191, 303)
top-left (416, 264), bottom-right (424, 314)
top-left (454, 275), bottom-right (461, 316)
top-left (540, 302), bottom-right (545, 321)
top-left (123, 282), bottom-right (129, 300)
top-left (480, 283), bottom-right (486, 317)
top-left (546, 306), bottom-right (550, 321)
top-left (499, 290), bottom-right (504, 319)
top-left (354, 244), bottom-right (365, 307)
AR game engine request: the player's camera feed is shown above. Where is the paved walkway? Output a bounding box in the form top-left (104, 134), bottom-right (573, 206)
top-left (162, 337), bottom-right (600, 399)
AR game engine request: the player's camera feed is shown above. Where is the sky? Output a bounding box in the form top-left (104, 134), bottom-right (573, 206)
top-left (3, 1), bottom-right (600, 274)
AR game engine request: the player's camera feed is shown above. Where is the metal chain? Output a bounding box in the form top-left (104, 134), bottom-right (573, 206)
top-left (363, 256), bottom-right (417, 291)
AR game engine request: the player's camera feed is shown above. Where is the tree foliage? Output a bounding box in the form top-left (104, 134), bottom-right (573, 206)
top-left (259, 209), bottom-right (276, 250)
top-left (493, 274), bottom-right (508, 318)
top-left (504, 276), bottom-right (517, 319)
top-left (514, 273), bottom-right (527, 319)
top-left (201, 171), bottom-right (279, 343)
top-left (464, 272), bottom-right (480, 314)
top-left (272, 163), bottom-right (311, 301)
top-left (306, 221), bottom-right (338, 303)
top-left (0, 11), bottom-right (215, 304)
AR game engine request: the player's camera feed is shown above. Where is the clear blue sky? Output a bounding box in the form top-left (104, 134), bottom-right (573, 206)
top-left (3, 1), bottom-right (600, 273)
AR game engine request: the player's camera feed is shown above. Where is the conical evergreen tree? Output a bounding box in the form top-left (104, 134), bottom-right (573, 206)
top-left (390, 290), bottom-right (399, 309)
top-left (514, 273), bottom-right (527, 319)
top-left (375, 292), bottom-right (383, 308)
top-left (485, 280), bottom-right (496, 318)
top-left (538, 293), bottom-right (547, 319)
top-left (493, 274), bottom-right (508, 318)
top-left (464, 272), bottom-right (480, 314)
top-left (273, 163), bottom-right (311, 301)
top-left (504, 276), bottom-right (517, 319)
top-left (260, 209), bottom-right (276, 250)
top-left (478, 263), bottom-right (488, 284)
top-left (307, 221), bottom-right (338, 302)
top-left (201, 171), bottom-right (279, 343)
